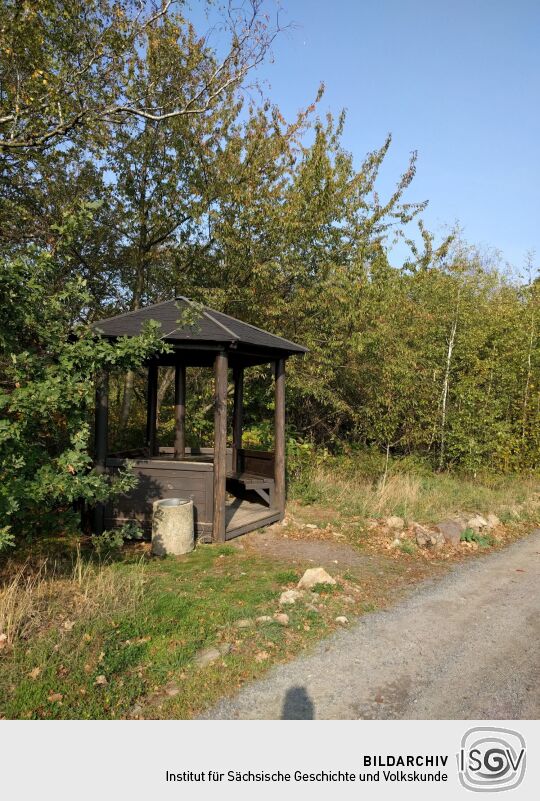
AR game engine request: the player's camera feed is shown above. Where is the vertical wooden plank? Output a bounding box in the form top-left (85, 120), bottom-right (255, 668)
top-left (174, 363), bottom-right (186, 460)
top-left (146, 361), bottom-right (158, 456)
top-left (212, 351), bottom-right (228, 542)
top-left (231, 365), bottom-right (244, 472)
top-left (93, 370), bottom-right (109, 535)
top-left (274, 358), bottom-right (286, 518)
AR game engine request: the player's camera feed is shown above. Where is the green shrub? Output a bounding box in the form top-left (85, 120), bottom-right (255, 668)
top-left (0, 239), bottom-right (167, 549)
top-left (275, 570), bottom-right (299, 584)
top-left (398, 539), bottom-right (417, 555)
top-left (460, 528), bottom-right (494, 547)
top-left (311, 582), bottom-right (338, 595)
top-left (92, 522), bottom-right (144, 555)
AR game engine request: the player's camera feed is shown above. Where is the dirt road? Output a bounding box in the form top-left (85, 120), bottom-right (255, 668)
top-left (204, 530), bottom-right (540, 719)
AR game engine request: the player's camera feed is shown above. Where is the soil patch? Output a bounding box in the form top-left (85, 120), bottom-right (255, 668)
top-left (235, 525), bottom-right (387, 574)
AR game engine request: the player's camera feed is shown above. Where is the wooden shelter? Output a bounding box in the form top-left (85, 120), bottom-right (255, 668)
top-left (92, 297), bottom-right (307, 542)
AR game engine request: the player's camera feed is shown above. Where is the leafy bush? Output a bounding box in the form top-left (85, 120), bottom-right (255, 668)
top-left (460, 528), bottom-right (494, 547)
top-left (91, 523), bottom-right (144, 555)
top-left (0, 241), bottom-right (167, 549)
top-left (287, 438), bottom-right (328, 504)
top-left (242, 421), bottom-right (274, 449)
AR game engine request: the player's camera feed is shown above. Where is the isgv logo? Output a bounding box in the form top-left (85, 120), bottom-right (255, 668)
top-left (457, 727), bottom-right (526, 792)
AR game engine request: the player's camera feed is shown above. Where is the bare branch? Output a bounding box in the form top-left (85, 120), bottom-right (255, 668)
top-left (0, 0), bottom-right (280, 151)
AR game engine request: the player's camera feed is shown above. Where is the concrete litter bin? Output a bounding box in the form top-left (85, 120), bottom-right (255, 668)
top-left (151, 498), bottom-right (194, 556)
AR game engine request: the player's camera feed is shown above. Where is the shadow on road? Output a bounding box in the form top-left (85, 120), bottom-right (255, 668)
top-left (281, 686), bottom-right (314, 719)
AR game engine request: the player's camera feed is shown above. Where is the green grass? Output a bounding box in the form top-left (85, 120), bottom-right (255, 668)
top-left (398, 539), bottom-right (417, 555)
top-left (290, 454), bottom-right (540, 525)
top-left (274, 569), bottom-right (299, 585)
top-left (460, 528), bottom-right (495, 548)
top-left (310, 582), bottom-right (339, 595)
top-left (0, 543), bottom-right (358, 720)
top-left (2, 456), bottom-right (538, 720)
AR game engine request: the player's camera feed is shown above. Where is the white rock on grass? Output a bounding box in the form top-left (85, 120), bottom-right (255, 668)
top-left (256, 615), bottom-right (273, 624)
top-left (235, 618), bottom-right (254, 629)
top-left (335, 616), bottom-right (349, 625)
top-left (273, 613), bottom-right (289, 626)
top-left (279, 589), bottom-right (304, 605)
top-left (297, 567), bottom-right (336, 590)
top-left (485, 513), bottom-right (501, 529)
top-left (415, 524), bottom-right (445, 549)
top-left (466, 514), bottom-right (489, 532)
top-left (386, 516), bottom-right (405, 531)
top-left (194, 647), bottom-right (221, 668)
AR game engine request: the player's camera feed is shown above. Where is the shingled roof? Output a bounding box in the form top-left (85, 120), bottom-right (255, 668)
top-left (93, 296), bottom-right (307, 357)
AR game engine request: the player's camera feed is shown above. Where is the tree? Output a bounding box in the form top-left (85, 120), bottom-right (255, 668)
top-left (0, 0), bottom-right (278, 151)
top-left (0, 209), bottom-right (166, 547)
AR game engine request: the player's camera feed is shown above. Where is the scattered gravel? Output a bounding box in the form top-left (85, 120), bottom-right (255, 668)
top-left (202, 530), bottom-right (540, 719)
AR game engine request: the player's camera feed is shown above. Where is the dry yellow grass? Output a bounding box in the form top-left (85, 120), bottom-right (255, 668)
top-left (303, 463), bottom-right (540, 524)
top-left (0, 549), bottom-right (146, 648)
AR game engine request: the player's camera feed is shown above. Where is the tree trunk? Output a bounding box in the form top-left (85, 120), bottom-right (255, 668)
top-left (439, 317), bottom-right (458, 471)
top-left (120, 162), bottom-right (149, 429)
top-left (93, 371), bottom-right (109, 535)
top-left (174, 364), bottom-right (186, 460)
top-left (522, 314), bottom-right (535, 444)
top-left (157, 367), bottom-right (175, 425)
top-left (119, 369), bottom-right (135, 430)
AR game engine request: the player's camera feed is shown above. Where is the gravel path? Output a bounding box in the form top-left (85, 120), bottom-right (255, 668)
top-left (204, 530), bottom-right (540, 719)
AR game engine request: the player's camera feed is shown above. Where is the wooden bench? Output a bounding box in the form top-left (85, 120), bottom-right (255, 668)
top-left (226, 471), bottom-right (275, 508)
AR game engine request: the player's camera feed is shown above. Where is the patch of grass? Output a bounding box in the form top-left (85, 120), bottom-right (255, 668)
top-left (293, 482), bottom-right (322, 506)
top-left (0, 543), bottom-right (366, 720)
top-left (290, 455), bottom-right (540, 525)
top-left (214, 545), bottom-right (236, 557)
top-left (499, 509), bottom-right (520, 524)
top-left (310, 582), bottom-right (339, 595)
top-left (3, 453), bottom-right (536, 720)
top-left (0, 548), bottom-right (145, 648)
top-left (460, 528), bottom-right (494, 548)
top-left (398, 539), bottom-right (417, 555)
top-left (275, 570), bottom-right (299, 585)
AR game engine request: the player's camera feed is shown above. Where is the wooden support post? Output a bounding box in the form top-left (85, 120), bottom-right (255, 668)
top-left (274, 358), bottom-right (286, 518)
top-left (231, 365), bottom-right (244, 473)
top-left (212, 351), bottom-right (228, 542)
top-left (93, 371), bottom-right (109, 535)
top-left (174, 363), bottom-right (186, 460)
top-left (146, 361), bottom-right (158, 456)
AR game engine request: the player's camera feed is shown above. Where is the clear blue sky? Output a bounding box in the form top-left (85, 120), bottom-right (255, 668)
top-left (219, 0), bottom-right (540, 270)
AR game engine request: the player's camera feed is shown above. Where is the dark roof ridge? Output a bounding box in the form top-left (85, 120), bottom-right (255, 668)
top-left (92, 295), bottom-right (307, 355)
top-left (211, 306), bottom-right (305, 351)
top-left (176, 294), bottom-right (304, 351)
top-left (201, 309), bottom-right (238, 340)
top-left (171, 295), bottom-right (237, 341)
top-left (93, 298), bottom-right (172, 328)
